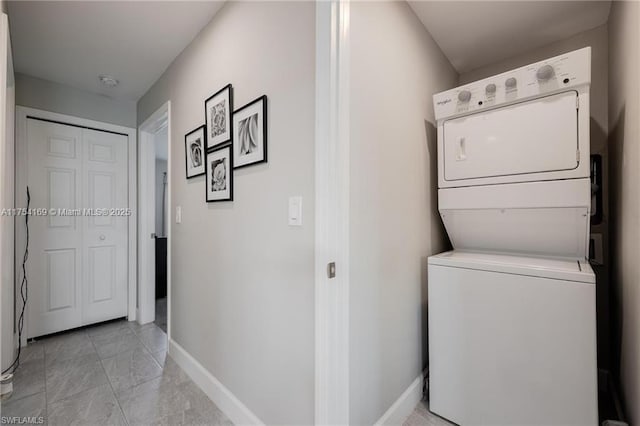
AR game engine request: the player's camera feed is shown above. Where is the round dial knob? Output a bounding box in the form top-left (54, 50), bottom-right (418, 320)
top-left (458, 90), bottom-right (471, 102)
top-left (505, 77), bottom-right (517, 89)
top-left (536, 64), bottom-right (554, 81)
top-left (485, 83), bottom-right (497, 95)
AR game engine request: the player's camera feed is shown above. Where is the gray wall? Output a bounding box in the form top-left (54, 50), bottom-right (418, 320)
top-left (608, 2), bottom-right (640, 423)
top-left (348, 2), bottom-right (457, 424)
top-left (137, 2), bottom-right (315, 424)
top-left (460, 24), bottom-right (613, 369)
top-left (16, 73), bottom-right (136, 128)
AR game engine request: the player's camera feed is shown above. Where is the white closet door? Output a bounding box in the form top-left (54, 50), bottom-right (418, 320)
top-left (81, 128), bottom-right (128, 324)
top-left (26, 119), bottom-right (129, 338)
top-left (26, 119), bottom-right (83, 337)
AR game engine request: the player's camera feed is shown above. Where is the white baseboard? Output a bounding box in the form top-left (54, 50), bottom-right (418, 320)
top-left (168, 339), bottom-right (264, 426)
top-left (374, 371), bottom-right (425, 426)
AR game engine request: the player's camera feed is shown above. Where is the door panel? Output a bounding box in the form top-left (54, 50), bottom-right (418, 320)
top-left (26, 119), bottom-right (129, 337)
top-left (443, 91), bottom-right (578, 181)
top-left (82, 128), bottom-right (128, 324)
top-left (27, 119), bottom-right (83, 337)
top-left (45, 248), bottom-right (76, 311)
top-left (88, 245), bottom-right (115, 303)
top-left (88, 171), bottom-right (115, 227)
top-left (47, 167), bottom-right (76, 229)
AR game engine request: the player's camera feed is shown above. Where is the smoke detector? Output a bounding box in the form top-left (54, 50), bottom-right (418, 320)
top-left (98, 75), bottom-right (119, 88)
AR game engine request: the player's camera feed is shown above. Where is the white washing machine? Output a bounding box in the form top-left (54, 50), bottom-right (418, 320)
top-left (429, 47), bottom-right (598, 425)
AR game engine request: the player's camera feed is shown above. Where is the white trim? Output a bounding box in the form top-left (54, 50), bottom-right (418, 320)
top-left (0, 12), bottom-right (15, 372)
top-left (15, 106), bottom-right (137, 344)
top-left (166, 102), bottom-right (172, 341)
top-left (168, 339), bottom-right (264, 426)
top-left (315, 1), bottom-right (350, 424)
top-left (374, 372), bottom-right (425, 426)
top-left (137, 102), bottom-right (170, 333)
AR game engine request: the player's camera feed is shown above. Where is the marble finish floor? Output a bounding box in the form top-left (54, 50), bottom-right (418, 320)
top-left (403, 400), bottom-right (454, 426)
top-left (0, 319), bottom-right (232, 426)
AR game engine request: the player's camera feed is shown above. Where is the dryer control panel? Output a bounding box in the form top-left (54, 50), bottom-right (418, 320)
top-left (433, 47), bottom-right (591, 121)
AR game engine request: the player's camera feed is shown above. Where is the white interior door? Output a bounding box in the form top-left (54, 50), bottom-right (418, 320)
top-left (26, 119), bottom-right (83, 337)
top-left (26, 118), bottom-right (128, 338)
top-left (82, 128), bottom-right (128, 324)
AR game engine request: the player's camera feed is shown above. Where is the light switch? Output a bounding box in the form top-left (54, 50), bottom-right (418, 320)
top-left (288, 196), bottom-right (302, 226)
top-left (176, 206), bottom-right (182, 224)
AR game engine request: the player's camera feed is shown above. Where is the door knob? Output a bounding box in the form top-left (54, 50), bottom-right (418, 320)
top-left (99, 235), bottom-right (106, 241)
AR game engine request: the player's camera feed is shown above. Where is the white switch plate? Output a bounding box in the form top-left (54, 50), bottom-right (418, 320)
top-left (176, 206), bottom-right (182, 224)
top-left (288, 196), bottom-right (302, 226)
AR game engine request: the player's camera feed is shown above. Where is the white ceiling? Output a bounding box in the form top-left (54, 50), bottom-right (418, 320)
top-left (8, 1), bottom-right (225, 101)
top-left (408, 1), bottom-right (611, 74)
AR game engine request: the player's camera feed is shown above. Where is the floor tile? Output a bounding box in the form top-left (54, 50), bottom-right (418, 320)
top-left (101, 347), bottom-right (163, 393)
top-left (9, 362), bottom-right (45, 402)
top-left (18, 341), bottom-right (45, 365)
top-left (0, 391), bottom-right (47, 424)
top-left (42, 331), bottom-right (96, 368)
top-left (178, 380), bottom-right (234, 425)
top-left (150, 349), bottom-right (167, 366)
top-left (403, 400), bottom-right (454, 426)
top-left (136, 326), bottom-right (167, 353)
top-left (128, 321), bottom-right (158, 335)
top-left (91, 328), bottom-right (144, 360)
top-left (45, 355), bottom-right (109, 403)
top-left (17, 319), bottom-right (231, 426)
top-left (116, 355), bottom-right (230, 426)
top-left (116, 375), bottom-right (192, 425)
top-left (159, 357), bottom-right (192, 386)
top-left (86, 319), bottom-right (131, 339)
top-left (47, 383), bottom-right (126, 426)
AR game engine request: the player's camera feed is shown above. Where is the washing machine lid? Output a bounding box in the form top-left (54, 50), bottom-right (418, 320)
top-left (428, 250), bottom-right (594, 283)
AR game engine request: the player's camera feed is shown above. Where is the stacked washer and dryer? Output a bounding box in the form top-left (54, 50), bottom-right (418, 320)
top-left (428, 47), bottom-right (598, 425)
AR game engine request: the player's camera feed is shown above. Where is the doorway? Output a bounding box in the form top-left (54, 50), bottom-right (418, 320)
top-left (15, 107), bottom-right (137, 343)
top-left (153, 125), bottom-right (168, 332)
top-left (138, 102), bottom-right (171, 341)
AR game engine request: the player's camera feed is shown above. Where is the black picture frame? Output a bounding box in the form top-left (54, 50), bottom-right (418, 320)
top-left (204, 84), bottom-right (233, 150)
top-left (184, 125), bottom-right (206, 179)
top-left (232, 95), bottom-right (268, 169)
top-left (205, 144), bottom-right (233, 202)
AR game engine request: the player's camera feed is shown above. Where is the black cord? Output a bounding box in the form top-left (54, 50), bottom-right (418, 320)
top-left (2, 186), bottom-right (29, 376)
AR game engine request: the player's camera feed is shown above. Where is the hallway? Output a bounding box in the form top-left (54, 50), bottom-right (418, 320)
top-left (0, 320), bottom-right (232, 425)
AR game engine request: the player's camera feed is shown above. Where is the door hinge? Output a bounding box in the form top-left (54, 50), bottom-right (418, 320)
top-left (327, 262), bottom-right (336, 279)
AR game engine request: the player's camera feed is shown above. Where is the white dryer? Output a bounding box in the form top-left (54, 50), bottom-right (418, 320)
top-left (428, 47), bottom-right (598, 425)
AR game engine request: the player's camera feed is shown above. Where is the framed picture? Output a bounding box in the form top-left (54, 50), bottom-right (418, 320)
top-left (205, 144), bottom-right (233, 202)
top-left (184, 125), bottom-right (205, 179)
top-left (205, 84), bottom-right (233, 149)
top-left (233, 95), bottom-right (268, 169)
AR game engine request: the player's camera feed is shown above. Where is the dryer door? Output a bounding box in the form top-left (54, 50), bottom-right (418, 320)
top-left (443, 91), bottom-right (578, 182)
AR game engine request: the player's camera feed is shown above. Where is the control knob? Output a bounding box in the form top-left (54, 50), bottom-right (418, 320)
top-left (505, 77), bottom-right (517, 89)
top-left (485, 83), bottom-right (497, 95)
top-left (536, 64), bottom-right (554, 81)
top-left (458, 90), bottom-right (471, 102)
